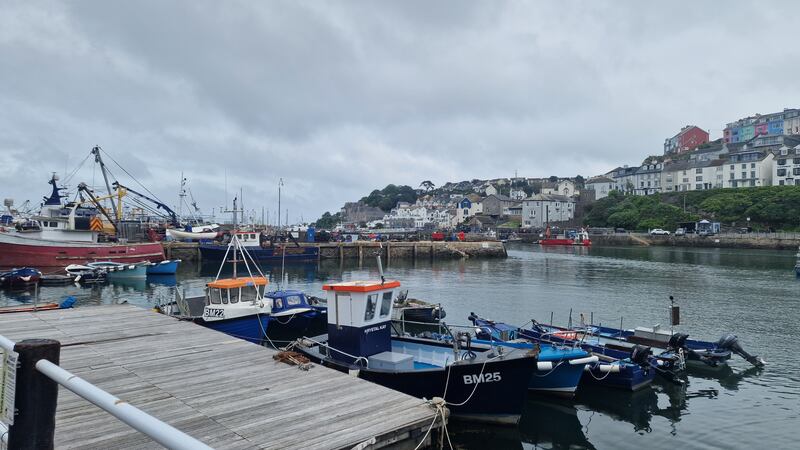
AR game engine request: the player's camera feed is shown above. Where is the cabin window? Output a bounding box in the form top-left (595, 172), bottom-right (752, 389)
top-left (229, 288), bottom-right (239, 304)
top-left (221, 289), bottom-right (229, 304)
top-left (286, 295), bottom-right (302, 306)
top-left (210, 288), bottom-right (222, 304)
top-left (250, 234), bottom-right (256, 240)
top-left (275, 298), bottom-right (283, 309)
top-left (241, 287), bottom-right (258, 303)
top-left (379, 292), bottom-right (392, 318)
top-left (364, 294), bottom-right (378, 321)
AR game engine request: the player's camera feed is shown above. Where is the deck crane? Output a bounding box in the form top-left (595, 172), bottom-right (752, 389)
top-left (76, 182), bottom-right (121, 232)
top-left (111, 181), bottom-right (180, 227)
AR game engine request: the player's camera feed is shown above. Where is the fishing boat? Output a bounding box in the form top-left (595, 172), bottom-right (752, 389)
top-left (262, 290), bottom-right (328, 341)
top-left (87, 261), bottom-right (151, 279)
top-left (157, 234), bottom-right (273, 344)
top-left (199, 230), bottom-right (319, 264)
top-left (391, 290), bottom-right (446, 323)
top-left (468, 314), bottom-right (663, 391)
top-left (538, 226), bottom-right (591, 246)
top-left (0, 267), bottom-right (42, 289)
top-left (146, 259), bottom-right (181, 275)
top-left (0, 296), bottom-right (76, 314)
top-left (0, 175), bottom-right (164, 268)
top-left (292, 279), bottom-right (539, 425)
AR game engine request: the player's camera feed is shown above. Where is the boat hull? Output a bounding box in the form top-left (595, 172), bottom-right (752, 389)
top-left (266, 309), bottom-right (327, 342)
top-left (147, 260), bottom-right (180, 275)
top-left (166, 229), bottom-right (219, 241)
top-left (0, 232), bottom-right (164, 269)
top-left (299, 344), bottom-right (536, 425)
top-left (196, 314), bottom-right (270, 344)
top-left (528, 361), bottom-right (585, 396)
top-left (199, 244), bottom-right (319, 263)
top-left (0, 268), bottom-right (42, 289)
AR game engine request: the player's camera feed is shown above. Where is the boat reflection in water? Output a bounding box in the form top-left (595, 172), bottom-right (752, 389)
top-left (449, 397), bottom-right (595, 450)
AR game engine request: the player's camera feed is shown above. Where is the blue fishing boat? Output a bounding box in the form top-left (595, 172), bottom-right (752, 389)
top-left (147, 259), bottom-right (181, 275)
top-left (263, 289), bottom-right (327, 340)
top-left (0, 267), bottom-right (42, 289)
top-left (293, 279), bottom-right (539, 425)
top-left (468, 314), bottom-right (660, 391)
top-left (199, 230), bottom-right (319, 263)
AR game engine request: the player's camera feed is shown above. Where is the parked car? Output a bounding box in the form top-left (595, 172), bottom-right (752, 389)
top-left (736, 227), bottom-right (751, 234)
top-left (698, 229), bottom-right (711, 236)
top-left (614, 228), bottom-right (627, 233)
top-left (650, 229), bottom-right (670, 236)
top-left (675, 228), bottom-right (686, 236)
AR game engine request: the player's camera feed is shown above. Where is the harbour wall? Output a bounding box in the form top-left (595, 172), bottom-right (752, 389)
top-left (591, 233), bottom-right (800, 250)
top-left (163, 240), bottom-right (508, 262)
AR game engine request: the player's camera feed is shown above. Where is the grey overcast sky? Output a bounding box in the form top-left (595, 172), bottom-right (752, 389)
top-left (1, 0), bottom-right (797, 223)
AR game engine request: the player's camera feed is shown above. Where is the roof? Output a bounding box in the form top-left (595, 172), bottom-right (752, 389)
top-left (484, 194), bottom-right (511, 201)
top-left (586, 176), bottom-right (614, 184)
top-left (524, 194), bottom-right (574, 202)
top-left (664, 158), bottom-right (726, 172)
top-left (207, 277), bottom-right (268, 289)
top-left (323, 280), bottom-right (401, 292)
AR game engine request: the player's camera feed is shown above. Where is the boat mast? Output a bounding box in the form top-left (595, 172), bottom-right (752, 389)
top-left (277, 178), bottom-right (283, 231)
top-left (91, 146), bottom-right (120, 229)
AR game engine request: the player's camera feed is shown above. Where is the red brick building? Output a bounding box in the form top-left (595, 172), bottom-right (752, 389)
top-left (664, 125), bottom-right (710, 154)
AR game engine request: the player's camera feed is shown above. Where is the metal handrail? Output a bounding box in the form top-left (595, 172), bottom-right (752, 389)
top-left (1, 334), bottom-right (212, 450)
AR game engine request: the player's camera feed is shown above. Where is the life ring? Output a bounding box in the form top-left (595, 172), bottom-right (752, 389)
top-left (553, 331), bottom-right (578, 341)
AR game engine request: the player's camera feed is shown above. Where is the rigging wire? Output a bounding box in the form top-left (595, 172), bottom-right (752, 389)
top-left (98, 146), bottom-right (165, 204)
top-left (62, 150), bottom-right (93, 185)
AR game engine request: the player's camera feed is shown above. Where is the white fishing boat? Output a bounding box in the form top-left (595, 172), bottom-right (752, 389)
top-left (166, 224), bottom-right (220, 241)
top-left (87, 261), bottom-right (151, 279)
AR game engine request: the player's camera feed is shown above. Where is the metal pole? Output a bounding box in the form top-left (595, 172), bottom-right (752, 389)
top-left (8, 339), bottom-right (61, 450)
top-left (91, 146), bottom-right (119, 227)
top-left (34, 360), bottom-right (212, 450)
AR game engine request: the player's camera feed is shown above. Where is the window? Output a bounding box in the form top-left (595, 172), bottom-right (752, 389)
top-left (751, 171), bottom-right (756, 178)
top-left (750, 180), bottom-right (756, 187)
top-left (794, 168), bottom-right (800, 176)
top-left (695, 176), bottom-right (702, 181)
top-left (778, 159), bottom-right (787, 166)
top-left (741, 164), bottom-right (747, 169)
top-left (210, 289), bottom-right (222, 305)
top-left (695, 168), bottom-right (702, 174)
top-left (696, 183), bottom-right (703, 190)
top-left (730, 165), bottom-right (734, 170)
top-left (379, 292), bottom-right (392, 318)
top-left (780, 180), bottom-right (785, 185)
top-left (221, 289), bottom-right (229, 304)
top-left (286, 295), bottom-right (302, 306)
top-left (229, 288), bottom-right (239, 304)
top-left (778, 169), bottom-right (787, 176)
top-left (682, 178), bottom-right (689, 183)
top-left (364, 294), bottom-right (378, 321)
top-left (794, 158), bottom-right (800, 164)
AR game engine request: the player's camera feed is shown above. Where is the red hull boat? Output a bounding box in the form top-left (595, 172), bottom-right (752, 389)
top-left (0, 232), bottom-right (164, 269)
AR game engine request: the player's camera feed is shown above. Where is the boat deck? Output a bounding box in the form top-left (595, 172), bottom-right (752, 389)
top-left (0, 304), bottom-right (439, 449)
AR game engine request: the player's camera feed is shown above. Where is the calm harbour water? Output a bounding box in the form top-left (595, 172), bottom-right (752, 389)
top-left (2, 244), bottom-right (798, 449)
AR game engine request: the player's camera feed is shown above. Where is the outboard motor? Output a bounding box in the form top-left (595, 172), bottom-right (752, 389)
top-left (717, 334), bottom-right (765, 367)
top-left (630, 345), bottom-right (651, 368)
top-left (475, 326), bottom-right (493, 341)
top-left (668, 333), bottom-right (689, 350)
top-left (468, 312), bottom-right (479, 325)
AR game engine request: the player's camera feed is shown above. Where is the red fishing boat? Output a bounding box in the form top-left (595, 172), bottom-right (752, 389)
top-left (0, 175), bottom-right (164, 269)
top-left (538, 226), bottom-right (592, 246)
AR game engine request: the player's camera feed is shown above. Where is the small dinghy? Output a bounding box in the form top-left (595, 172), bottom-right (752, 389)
top-left (0, 267), bottom-right (42, 289)
top-left (40, 274), bottom-right (76, 286)
top-left (292, 279), bottom-right (539, 425)
top-left (87, 261), bottom-right (150, 279)
top-left (64, 264), bottom-right (108, 284)
top-left (146, 259), bottom-right (181, 275)
top-left (0, 296), bottom-right (76, 314)
top-left (391, 290), bottom-right (446, 323)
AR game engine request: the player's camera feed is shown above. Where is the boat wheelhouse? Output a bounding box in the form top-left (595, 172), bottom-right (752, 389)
top-left (294, 279), bottom-right (539, 424)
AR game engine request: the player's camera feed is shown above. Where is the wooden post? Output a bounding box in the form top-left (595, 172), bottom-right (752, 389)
top-left (386, 242), bottom-right (391, 266)
top-left (338, 243), bottom-right (344, 262)
top-left (8, 339), bottom-right (61, 450)
top-left (358, 243), bottom-right (363, 265)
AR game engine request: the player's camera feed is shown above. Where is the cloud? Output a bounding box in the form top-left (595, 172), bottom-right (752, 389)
top-left (1, 0), bottom-right (798, 223)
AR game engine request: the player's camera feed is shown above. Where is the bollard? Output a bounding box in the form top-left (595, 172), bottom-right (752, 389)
top-left (8, 339), bottom-right (61, 450)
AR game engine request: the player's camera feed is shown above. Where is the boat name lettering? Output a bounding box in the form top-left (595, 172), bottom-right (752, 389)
top-left (463, 372), bottom-right (502, 385)
top-left (204, 308), bottom-right (224, 318)
top-left (363, 324), bottom-right (387, 334)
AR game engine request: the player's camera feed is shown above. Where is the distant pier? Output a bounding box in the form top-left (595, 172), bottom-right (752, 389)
top-left (164, 240), bottom-right (508, 263)
top-left (0, 305), bottom-right (441, 449)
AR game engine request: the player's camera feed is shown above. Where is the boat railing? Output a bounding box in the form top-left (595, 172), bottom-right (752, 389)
top-left (294, 336), bottom-right (370, 367)
top-left (0, 334), bottom-right (212, 449)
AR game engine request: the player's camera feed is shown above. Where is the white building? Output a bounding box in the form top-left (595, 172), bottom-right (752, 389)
top-left (773, 144), bottom-right (800, 186)
top-left (509, 188), bottom-right (526, 200)
top-left (521, 194), bottom-right (575, 228)
top-left (633, 163), bottom-right (663, 195)
top-left (455, 195), bottom-right (483, 225)
top-left (585, 176), bottom-right (615, 199)
top-left (725, 145), bottom-right (775, 188)
top-left (610, 166), bottom-right (638, 194)
top-left (662, 159), bottom-right (726, 192)
top-left (541, 179), bottom-right (578, 198)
